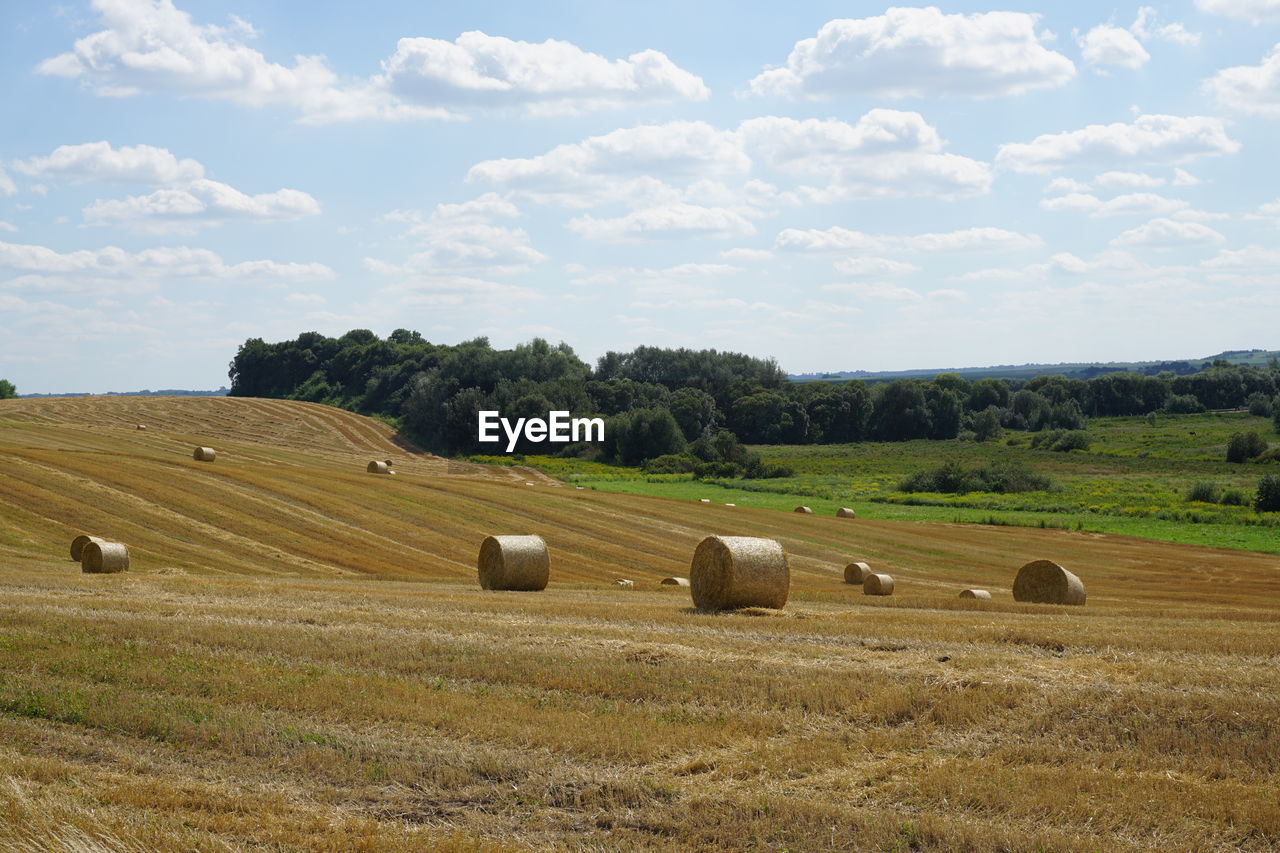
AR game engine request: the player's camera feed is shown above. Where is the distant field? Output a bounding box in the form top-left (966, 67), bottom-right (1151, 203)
top-left (3, 396), bottom-right (1280, 850)
top-left (504, 411), bottom-right (1280, 554)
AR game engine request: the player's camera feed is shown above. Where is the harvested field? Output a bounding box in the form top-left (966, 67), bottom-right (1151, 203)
top-left (1, 396), bottom-right (1279, 851)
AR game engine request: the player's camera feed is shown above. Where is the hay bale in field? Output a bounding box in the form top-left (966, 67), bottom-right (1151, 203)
top-left (367, 460), bottom-right (391, 474)
top-left (836, 507), bottom-right (856, 518)
top-left (81, 541), bottom-right (129, 574)
top-left (385, 459), bottom-right (394, 467)
top-left (690, 535), bottom-right (789, 611)
top-left (69, 535), bottom-right (104, 562)
top-left (193, 446), bottom-right (216, 462)
top-left (724, 503), bottom-right (735, 507)
top-left (477, 535), bottom-right (549, 591)
top-left (959, 589), bottom-right (992, 600)
top-left (699, 498), bottom-right (711, 503)
top-left (843, 561), bottom-right (870, 584)
top-left (1013, 560), bottom-right (1086, 605)
top-left (614, 579), bottom-right (634, 589)
top-left (135, 424), bottom-right (147, 430)
top-left (794, 506), bottom-right (813, 514)
top-left (863, 573), bottom-right (894, 596)
top-left (660, 576), bottom-right (690, 587)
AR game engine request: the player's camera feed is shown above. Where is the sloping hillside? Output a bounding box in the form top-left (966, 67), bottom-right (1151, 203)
top-left (1, 395), bottom-right (1278, 612)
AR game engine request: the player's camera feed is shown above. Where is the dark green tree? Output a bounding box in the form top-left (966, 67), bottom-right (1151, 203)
top-left (0, 379), bottom-right (16, 399)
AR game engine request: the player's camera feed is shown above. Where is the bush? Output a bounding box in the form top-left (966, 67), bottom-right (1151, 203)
top-left (1186, 482), bottom-right (1220, 503)
top-left (898, 460), bottom-right (1053, 495)
top-left (1029, 429), bottom-right (1090, 452)
top-left (971, 407), bottom-right (1003, 442)
top-left (1220, 489), bottom-right (1249, 506)
top-left (1163, 394), bottom-right (1204, 414)
top-left (641, 454), bottom-right (695, 474)
top-left (1226, 431), bottom-right (1268, 463)
top-left (1256, 474), bottom-right (1280, 512)
top-left (1246, 392), bottom-right (1273, 417)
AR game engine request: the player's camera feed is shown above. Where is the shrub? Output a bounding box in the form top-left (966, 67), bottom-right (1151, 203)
top-left (1164, 394), bottom-right (1204, 414)
top-left (898, 460), bottom-right (1052, 495)
top-left (1186, 482), bottom-right (1220, 503)
top-left (1226, 431), bottom-right (1268, 463)
top-left (1220, 489), bottom-right (1249, 506)
top-left (642, 454), bottom-right (695, 474)
top-left (1030, 429), bottom-right (1089, 452)
top-left (971, 407), bottom-right (1003, 442)
top-left (1256, 474), bottom-right (1280, 512)
top-left (1246, 392), bottom-right (1273, 417)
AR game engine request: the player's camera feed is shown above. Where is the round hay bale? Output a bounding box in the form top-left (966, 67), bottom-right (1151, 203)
top-left (367, 460), bottom-right (390, 474)
top-left (690, 535), bottom-right (789, 611)
top-left (193, 446), bottom-right (216, 462)
top-left (699, 498), bottom-right (711, 503)
top-left (959, 588), bottom-right (992, 600)
top-left (863, 573), bottom-right (894, 596)
top-left (1013, 560), bottom-right (1086, 605)
top-left (724, 503), bottom-right (736, 507)
top-left (70, 535), bottom-right (104, 562)
top-left (843, 561), bottom-right (870, 584)
top-left (614, 579), bottom-right (634, 589)
top-left (385, 459), bottom-right (394, 467)
top-left (836, 507), bottom-right (857, 518)
top-left (477, 535), bottom-right (549, 591)
top-left (660, 576), bottom-right (690, 587)
top-left (81, 541), bottom-right (129, 574)
top-left (793, 506), bottom-right (813, 514)
top-left (135, 424), bottom-right (147, 430)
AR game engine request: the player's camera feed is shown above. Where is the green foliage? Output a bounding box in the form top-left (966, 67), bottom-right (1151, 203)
top-left (1245, 392), bottom-right (1272, 417)
top-left (0, 379), bottom-right (15, 400)
top-left (1030, 429), bottom-right (1089, 452)
top-left (603, 407), bottom-right (685, 466)
top-left (1220, 489), bottom-right (1249, 507)
top-left (970, 407), bottom-right (1003, 442)
top-left (898, 460), bottom-right (1053, 495)
top-left (1186, 482), bottom-right (1220, 503)
top-left (1226, 431), bottom-right (1268, 463)
top-left (1274, 398), bottom-right (1280, 433)
top-left (1164, 394), bottom-right (1205, 414)
top-left (1256, 474), bottom-right (1280, 512)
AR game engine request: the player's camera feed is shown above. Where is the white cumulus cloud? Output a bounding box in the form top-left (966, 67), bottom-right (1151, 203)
top-left (776, 225), bottom-right (1042, 254)
top-left (0, 240), bottom-right (333, 281)
top-left (1110, 217), bottom-right (1226, 247)
top-left (1077, 25), bottom-right (1149, 71)
top-left (16, 141), bottom-right (204, 184)
top-left (996, 114), bottom-right (1240, 173)
top-left (569, 204), bottom-right (756, 242)
top-left (380, 31), bottom-right (708, 116)
top-left (1195, 0), bottom-right (1280, 24)
top-left (749, 8), bottom-right (1074, 99)
top-left (834, 257), bottom-right (921, 276)
top-left (36, 1), bottom-right (705, 122)
top-left (83, 180), bottom-right (320, 233)
top-left (1095, 170), bottom-right (1165, 189)
top-left (1204, 44), bottom-right (1280, 116)
top-left (1039, 191), bottom-right (1188, 217)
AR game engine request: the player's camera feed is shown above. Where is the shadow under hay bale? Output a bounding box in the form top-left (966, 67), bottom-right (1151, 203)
top-left (793, 506), bottom-right (812, 514)
top-left (844, 561), bottom-right (870, 584)
top-left (82, 541), bottom-right (129, 574)
top-left (477, 535), bottom-right (549, 591)
top-left (959, 589), bottom-right (993, 600)
top-left (1013, 560), bottom-right (1086, 605)
top-left (864, 573), bottom-right (894, 596)
top-left (660, 576), bottom-right (690, 587)
top-left (70, 535), bottom-right (104, 562)
top-left (690, 535), bottom-right (789, 612)
top-left (193, 446), bottom-right (216, 462)
top-left (367, 460), bottom-right (391, 474)
top-left (836, 507), bottom-right (856, 518)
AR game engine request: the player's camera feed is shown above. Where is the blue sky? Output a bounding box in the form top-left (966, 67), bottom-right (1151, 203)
top-left (2, 1), bottom-right (1278, 393)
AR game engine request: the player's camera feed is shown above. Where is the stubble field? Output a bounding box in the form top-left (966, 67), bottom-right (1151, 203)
top-left (1, 396), bottom-right (1278, 851)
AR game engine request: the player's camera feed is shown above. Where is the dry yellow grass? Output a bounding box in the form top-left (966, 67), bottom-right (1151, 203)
top-left (2, 396), bottom-right (1279, 851)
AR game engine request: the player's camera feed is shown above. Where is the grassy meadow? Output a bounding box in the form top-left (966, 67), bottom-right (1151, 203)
top-left (497, 411), bottom-right (1280, 554)
top-left (2, 396), bottom-right (1280, 851)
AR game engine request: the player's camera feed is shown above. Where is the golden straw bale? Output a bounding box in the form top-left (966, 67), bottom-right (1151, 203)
top-left (863, 573), bottom-right (894, 596)
top-left (793, 506), bottom-right (813, 514)
top-left (959, 589), bottom-right (992, 600)
top-left (70, 535), bottom-right (104, 562)
top-left (367, 461), bottom-right (391, 474)
top-left (1013, 560), bottom-right (1086, 605)
top-left (690, 535), bottom-right (789, 611)
top-left (193, 446), bottom-right (216, 462)
top-left (660, 576), bottom-right (690, 587)
top-left (843, 561), bottom-right (870, 584)
top-left (477, 535), bottom-right (550, 591)
top-left (835, 507), bottom-right (857, 518)
top-left (81, 541), bottom-right (129, 574)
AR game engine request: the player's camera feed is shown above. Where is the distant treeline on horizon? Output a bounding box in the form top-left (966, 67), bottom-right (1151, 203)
top-left (226, 330), bottom-right (1280, 472)
top-left (19, 388), bottom-right (230, 398)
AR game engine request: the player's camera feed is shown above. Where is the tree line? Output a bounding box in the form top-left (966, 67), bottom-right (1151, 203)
top-left (227, 331), bottom-right (1280, 466)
